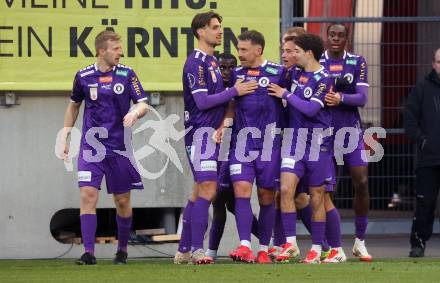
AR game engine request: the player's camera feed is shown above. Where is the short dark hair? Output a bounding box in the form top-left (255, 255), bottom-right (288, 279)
top-left (294, 33), bottom-right (324, 61)
top-left (326, 23), bottom-right (349, 36)
top-left (216, 53), bottom-right (237, 65)
top-left (238, 30), bottom-right (265, 53)
top-left (191, 11), bottom-right (222, 39)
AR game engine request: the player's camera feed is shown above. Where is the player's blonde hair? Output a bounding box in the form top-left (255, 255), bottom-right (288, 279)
top-left (95, 30), bottom-right (121, 56)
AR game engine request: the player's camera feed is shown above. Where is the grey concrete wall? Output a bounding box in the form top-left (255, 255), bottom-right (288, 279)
top-left (0, 92), bottom-right (196, 258)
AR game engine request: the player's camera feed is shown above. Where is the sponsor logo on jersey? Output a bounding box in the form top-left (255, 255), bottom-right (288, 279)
top-left (299, 75), bottom-right (309, 84)
top-left (346, 59), bottom-right (357, 65)
top-left (89, 87), bottom-right (98, 100)
top-left (329, 64), bottom-right (344, 72)
top-left (131, 76), bottom-right (142, 96)
top-left (359, 62), bottom-right (366, 81)
top-left (113, 83), bottom-right (125, 94)
top-left (314, 74), bottom-right (322, 81)
top-left (315, 83), bottom-right (327, 97)
top-left (247, 69), bottom-right (260, 76)
top-left (101, 84), bottom-right (111, 90)
top-left (198, 65), bottom-right (206, 86)
top-left (265, 66), bottom-right (278, 75)
top-left (99, 76), bottom-right (113, 83)
top-left (116, 69), bottom-right (128, 77)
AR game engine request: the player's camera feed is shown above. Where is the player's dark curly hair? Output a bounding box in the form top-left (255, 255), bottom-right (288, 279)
top-left (294, 33), bottom-right (324, 61)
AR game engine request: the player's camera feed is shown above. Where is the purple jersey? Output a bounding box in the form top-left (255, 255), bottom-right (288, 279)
top-left (287, 66), bottom-right (333, 149)
top-left (231, 60), bottom-right (289, 149)
top-left (70, 63), bottom-right (149, 154)
top-left (182, 49), bottom-right (226, 145)
top-left (320, 50), bottom-right (369, 129)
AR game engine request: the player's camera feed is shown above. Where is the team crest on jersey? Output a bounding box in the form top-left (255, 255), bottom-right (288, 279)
top-left (113, 83), bottom-right (125, 94)
top-left (89, 87), bottom-right (98, 100)
top-left (303, 87), bottom-right (313, 98)
top-left (344, 73), bottom-right (354, 84)
top-left (258, 77), bottom-right (270, 87)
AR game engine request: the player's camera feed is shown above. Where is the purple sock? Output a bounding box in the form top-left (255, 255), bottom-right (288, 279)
top-left (258, 204), bottom-right (275, 246)
top-left (273, 209), bottom-right (285, 246)
top-left (281, 212), bottom-right (297, 238)
top-left (208, 219), bottom-right (225, 250)
top-left (116, 214), bottom-right (132, 252)
top-left (326, 209), bottom-right (342, 248)
top-left (178, 200), bottom-right (194, 253)
top-left (251, 214), bottom-right (259, 239)
top-left (191, 197), bottom-right (211, 251)
top-left (234, 198), bottom-right (253, 242)
top-left (355, 216), bottom-right (368, 240)
top-left (80, 214), bottom-right (97, 255)
top-left (322, 239), bottom-right (330, 252)
top-left (311, 221), bottom-right (325, 245)
top-left (298, 205), bottom-right (312, 234)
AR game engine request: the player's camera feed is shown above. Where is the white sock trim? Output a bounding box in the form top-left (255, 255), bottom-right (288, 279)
top-left (240, 240), bottom-right (251, 248)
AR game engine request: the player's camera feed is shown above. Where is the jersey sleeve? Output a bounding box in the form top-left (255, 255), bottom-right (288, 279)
top-left (312, 76), bottom-right (333, 108)
top-left (70, 73), bottom-right (84, 103)
top-left (128, 69), bottom-right (149, 103)
top-left (185, 60), bottom-right (209, 96)
top-left (354, 56), bottom-right (369, 86)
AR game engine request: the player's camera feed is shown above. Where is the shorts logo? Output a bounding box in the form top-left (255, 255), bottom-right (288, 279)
top-left (113, 83), bottom-right (125, 94)
top-left (200, 160), bottom-right (217, 172)
top-left (258, 77), bottom-right (270, 87)
top-left (281, 158), bottom-right (296, 169)
top-left (344, 73), bottom-right (354, 84)
top-left (89, 87), bottom-right (98, 100)
top-left (229, 164), bottom-right (242, 175)
top-left (78, 171), bottom-right (92, 182)
top-left (99, 76), bottom-right (113, 83)
top-left (303, 87), bottom-right (313, 98)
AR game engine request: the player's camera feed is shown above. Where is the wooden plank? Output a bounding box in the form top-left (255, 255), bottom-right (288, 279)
top-left (95, 237), bottom-right (117, 244)
top-left (135, 228), bottom-right (166, 236)
top-left (151, 234), bottom-right (181, 242)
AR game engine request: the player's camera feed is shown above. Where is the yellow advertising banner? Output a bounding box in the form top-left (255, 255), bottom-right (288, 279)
top-left (0, 0), bottom-right (280, 91)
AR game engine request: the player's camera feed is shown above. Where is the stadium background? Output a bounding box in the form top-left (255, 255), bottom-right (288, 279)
top-left (1, 0), bottom-right (440, 259)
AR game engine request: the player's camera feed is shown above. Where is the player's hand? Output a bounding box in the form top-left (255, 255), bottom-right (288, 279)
top-left (325, 91), bottom-right (342, 106)
top-left (123, 110), bottom-right (139, 127)
top-left (234, 78), bottom-right (258, 96)
top-left (268, 83), bottom-right (287, 98)
top-left (56, 138), bottom-right (69, 161)
top-left (212, 118), bottom-right (233, 144)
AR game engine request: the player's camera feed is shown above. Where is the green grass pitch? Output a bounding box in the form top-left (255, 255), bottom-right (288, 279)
top-left (1, 258), bottom-right (439, 283)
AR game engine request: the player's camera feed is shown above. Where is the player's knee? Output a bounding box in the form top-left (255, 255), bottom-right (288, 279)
top-left (295, 193), bottom-right (309, 209)
top-left (354, 176), bottom-right (369, 193)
